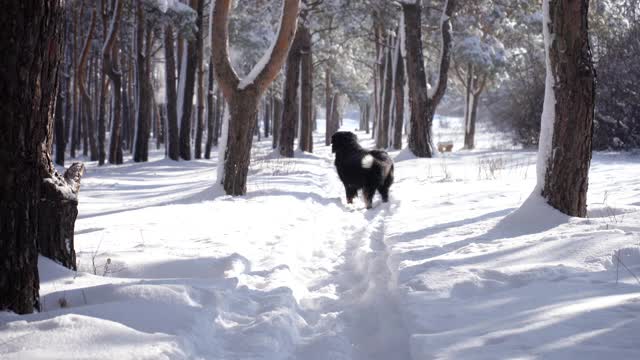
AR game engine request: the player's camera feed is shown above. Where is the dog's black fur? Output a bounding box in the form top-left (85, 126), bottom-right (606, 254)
top-left (331, 131), bottom-right (394, 209)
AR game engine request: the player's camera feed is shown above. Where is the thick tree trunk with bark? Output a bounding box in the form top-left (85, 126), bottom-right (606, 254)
top-left (403, 0), bottom-right (455, 157)
top-left (179, 0), bottom-right (201, 161)
top-left (377, 36), bottom-right (393, 149)
top-left (540, 0), bottom-right (596, 217)
top-left (299, 24), bottom-right (313, 153)
top-left (78, 9), bottom-right (99, 161)
top-left (393, 37), bottom-right (405, 150)
top-left (133, 1), bottom-right (151, 162)
top-left (194, 0), bottom-right (205, 159)
top-left (212, 0), bottom-right (300, 195)
top-left (1, 0), bottom-right (84, 314)
top-left (279, 25), bottom-right (303, 157)
top-left (165, 25), bottom-right (180, 160)
top-left (105, 0), bottom-right (124, 165)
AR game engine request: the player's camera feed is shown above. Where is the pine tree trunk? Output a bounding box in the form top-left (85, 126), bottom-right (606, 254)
top-left (224, 95), bottom-right (259, 195)
top-left (264, 92), bottom-right (271, 139)
top-left (133, 1), bottom-right (151, 162)
top-left (205, 57), bottom-right (216, 159)
top-left (403, 0), bottom-right (455, 157)
top-left (541, 0), bottom-right (595, 217)
top-left (1, 0), bottom-right (84, 314)
top-left (299, 24), bottom-right (313, 153)
top-left (463, 63), bottom-right (473, 149)
top-left (164, 25), bottom-right (180, 161)
top-left (55, 84), bottom-right (66, 166)
top-left (179, 0), bottom-right (200, 161)
top-left (272, 96), bottom-right (282, 149)
top-left (377, 37), bottom-right (393, 149)
top-left (279, 25), bottom-right (303, 157)
top-left (393, 41), bottom-right (405, 150)
top-left (324, 68), bottom-right (332, 145)
top-left (194, 0), bottom-right (205, 159)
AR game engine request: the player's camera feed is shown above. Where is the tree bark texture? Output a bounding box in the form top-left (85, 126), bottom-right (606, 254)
top-left (377, 36), bottom-right (393, 149)
top-left (393, 36), bottom-right (405, 150)
top-left (133, 1), bottom-right (151, 162)
top-left (105, 0), bottom-right (124, 165)
top-left (299, 24), bottom-right (313, 153)
top-left (194, 0), bottom-right (205, 159)
top-left (165, 25), bottom-right (180, 161)
top-left (205, 56), bottom-right (216, 159)
top-left (541, 0), bottom-right (596, 217)
top-left (403, 0), bottom-right (455, 157)
top-left (324, 68), bottom-right (332, 145)
top-left (1, 0), bottom-right (84, 314)
top-left (211, 0), bottom-right (300, 195)
top-left (279, 24), bottom-right (304, 157)
top-left (179, 1), bottom-right (200, 161)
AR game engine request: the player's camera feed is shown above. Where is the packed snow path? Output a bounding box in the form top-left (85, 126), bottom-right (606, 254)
top-left (2, 117), bottom-right (640, 359)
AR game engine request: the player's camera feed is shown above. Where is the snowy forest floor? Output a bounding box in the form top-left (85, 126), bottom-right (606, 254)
top-left (2, 117), bottom-right (640, 359)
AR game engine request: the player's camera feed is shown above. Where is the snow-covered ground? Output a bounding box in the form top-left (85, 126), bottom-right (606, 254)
top-left (2, 117), bottom-right (640, 359)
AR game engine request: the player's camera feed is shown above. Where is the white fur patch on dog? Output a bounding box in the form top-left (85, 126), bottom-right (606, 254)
top-left (361, 154), bottom-right (374, 169)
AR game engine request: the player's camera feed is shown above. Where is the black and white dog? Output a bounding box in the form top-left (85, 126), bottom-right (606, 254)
top-left (331, 131), bottom-right (394, 209)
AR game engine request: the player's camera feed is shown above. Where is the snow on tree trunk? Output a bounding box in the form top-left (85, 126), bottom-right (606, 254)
top-left (1, 0), bottom-right (84, 314)
top-left (403, 0), bottom-right (455, 158)
top-left (211, 0), bottom-right (300, 195)
top-left (537, 0), bottom-right (596, 217)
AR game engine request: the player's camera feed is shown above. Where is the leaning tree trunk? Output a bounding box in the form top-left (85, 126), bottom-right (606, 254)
top-left (1, 0), bottom-right (85, 314)
top-left (403, 0), bottom-right (455, 157)
top-left (539, 0), bottom-right (596, 217)
top-left (165, 25), bottom-right (180, 160)
top-left (212, 0), bottom-right (300, 195)
top-left (279, 24), bottom-right (303, 157)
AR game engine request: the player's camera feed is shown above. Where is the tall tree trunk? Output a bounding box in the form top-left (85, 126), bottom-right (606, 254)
top-left (279, 24), bottom-right (303, 157)
top-left (165, 25), bottom-right (180, 160)
top-left (403, 0), bottom-right (455, 157)
top-left (105, 0), bottom-right (124, 164)
top-left (55, 78), bottom-right (66, 166)
top-left (365, 102), bottom-right (370, 134)
top-left (539, 0), bottom-right (596, 217)
top-left (330, 93), bottom-right (341, 136)
top-left (1, 0), bottom-right (84, 314)
top-left (264, 91), bottom-right (271, 138)
top-left (194, 0), bottom-right (205, 159)
top-left (78, 8), bottom-right (98, 161)
top-left (299, 24), bottom-right (313, 153)
top-left (212, 0), bottom-right (300, 195)
top-left (462, 63), bottom-right (473, 149)
top-left (324, 68), bottom-right (332, 145)
top-left (205, 56), bottom-right (216, 159)
top-left (133, 1), bottom-right (151, 162)
top-left (393, 35), bottom-right (405, 150)
top-left (214, 87), bottom-right (222, 146)
top-left (272, 96), bottom-right (282, 149)
top-left (377, 35), bottom-right (393, 149)
top-left (179, 0), bottom-right (201, 161)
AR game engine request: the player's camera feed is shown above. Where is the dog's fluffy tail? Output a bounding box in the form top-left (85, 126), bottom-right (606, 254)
top-left (361, 154), bottom-right (375, 169)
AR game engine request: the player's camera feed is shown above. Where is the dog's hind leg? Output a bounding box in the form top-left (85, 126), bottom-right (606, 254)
top-left (378, 165), bottom-right (394, 203)
top-left (345, 186), bottom-right (358, 204)
top-left (362, 186), bottom-right (375, 209)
